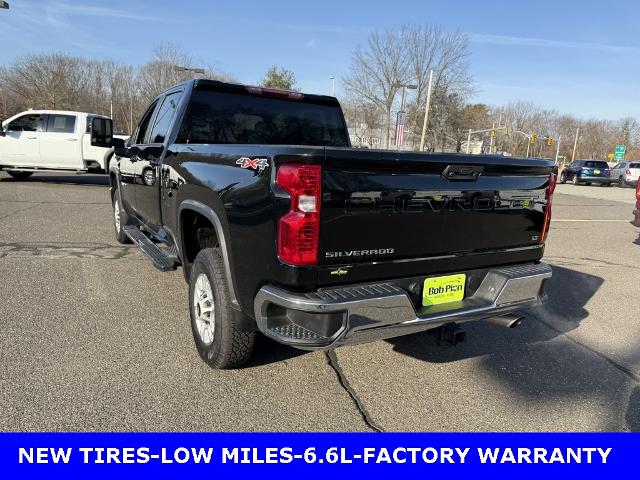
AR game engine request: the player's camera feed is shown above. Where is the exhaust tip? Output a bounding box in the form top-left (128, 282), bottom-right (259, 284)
top-left (486, 314), bottom-right (525, 329)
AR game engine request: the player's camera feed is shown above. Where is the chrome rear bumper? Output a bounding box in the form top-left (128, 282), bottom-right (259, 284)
top-left (254, 262), bottom-right (552, 350)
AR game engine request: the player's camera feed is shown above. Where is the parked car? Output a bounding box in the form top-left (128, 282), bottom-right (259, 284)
top-left (559, 160), bottom-right (611, 186)
top-left (104, 79), bottom-right (555, 368)
top-left (610, 161), bottom-right (640, 187)
top-left (0, 110), bottom-right (128, 179)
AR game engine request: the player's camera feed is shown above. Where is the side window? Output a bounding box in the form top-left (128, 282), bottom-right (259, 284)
top-left (149, 91), bottom-right (183, 144)
top-left (6, 114), bottom-right (44, 132)
top-left (46, 114), bottom-right (76, 134)
top-left (134, 101), bottom-right (159, 145)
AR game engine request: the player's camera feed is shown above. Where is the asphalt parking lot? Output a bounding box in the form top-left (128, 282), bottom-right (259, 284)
top-left (0, 172), bottom-right (639, 432)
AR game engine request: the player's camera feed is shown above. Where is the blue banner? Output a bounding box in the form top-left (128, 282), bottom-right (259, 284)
top-left (0, 433), bottom-right (635, 479)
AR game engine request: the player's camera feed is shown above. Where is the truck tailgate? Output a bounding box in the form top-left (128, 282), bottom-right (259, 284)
top-left (318, 149), bottom-right (554, 284)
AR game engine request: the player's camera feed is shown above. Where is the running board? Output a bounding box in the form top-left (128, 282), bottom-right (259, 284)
top-left (123, 226), bottom-right (180, 272)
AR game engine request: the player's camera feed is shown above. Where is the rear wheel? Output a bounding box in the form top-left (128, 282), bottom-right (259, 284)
top-left (189, 248), bottom-right (255, 369)
top-left (572, 174), bottom-right (579, 185)
top-left (7, 171), bottom-right (33, 180)
top-left (559, 173), bottom-right (566, 184)
top-left (619, 176), bottom-right (626, 187)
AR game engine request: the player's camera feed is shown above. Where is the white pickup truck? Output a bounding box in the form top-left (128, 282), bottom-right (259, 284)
top-left (0, 110), bottom-right (127, 179)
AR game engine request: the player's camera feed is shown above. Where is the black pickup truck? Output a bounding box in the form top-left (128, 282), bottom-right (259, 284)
top-left (107, 79), bottom-right (556, 368)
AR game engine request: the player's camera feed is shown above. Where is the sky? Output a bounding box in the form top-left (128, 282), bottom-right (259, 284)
top-left (1, 0), bottom-right (639, 119)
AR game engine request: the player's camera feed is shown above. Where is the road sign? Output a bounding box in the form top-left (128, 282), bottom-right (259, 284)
top-left (614, 144), bottom-right (626, 161)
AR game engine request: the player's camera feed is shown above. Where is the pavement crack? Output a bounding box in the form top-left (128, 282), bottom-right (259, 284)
top-left (0, 202), bottom-right (42, 222)
top-left (0, 241), bottom-right (139, 260)
top-left (325, 350), bottom-right (383, 432)
top-left (531, 312), bottom-right (640, 385)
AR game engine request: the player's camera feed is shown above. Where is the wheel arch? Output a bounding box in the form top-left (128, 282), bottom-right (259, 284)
top-left (178, 200), bottom-right (239, 307)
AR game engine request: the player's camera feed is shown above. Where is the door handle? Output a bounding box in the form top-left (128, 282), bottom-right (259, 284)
top-left (67, 138), bottom-right (78, 142)
top-left (27, 136), bottom-right (37, 140)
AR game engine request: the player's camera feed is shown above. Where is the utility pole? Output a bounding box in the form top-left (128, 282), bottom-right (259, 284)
top-left (330, 76), bottom-right (335, 96)
top-left (555, 136), bottom-right (562, 164)
top-left (466, 129), bottom-right (471, 154)
top-left (571, 127), bottom-right (580, 162)
top-left (419, 69), bottom-right (433, 152)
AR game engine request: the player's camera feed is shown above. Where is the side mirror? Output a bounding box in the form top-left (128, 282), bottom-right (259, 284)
top-left (90, 117), bottom-right (113, 148)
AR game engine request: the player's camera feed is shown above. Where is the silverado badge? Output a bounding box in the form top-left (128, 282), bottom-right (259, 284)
top-left (236, 157), bottom-right (269, 172)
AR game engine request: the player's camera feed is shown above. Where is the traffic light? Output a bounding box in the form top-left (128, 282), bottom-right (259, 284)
top-left (490, 129), bottom-right (497, 138)
top-left (503, 128), bottom-right (510, 136)
top-left (530, 133), bottom-right (538, 144)
top-left (546, 137), bottom-right (553, 146)
top-left (491, 145), bottom-right (497, 153)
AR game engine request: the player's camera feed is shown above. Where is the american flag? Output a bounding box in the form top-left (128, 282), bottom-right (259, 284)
top-left (395, 111), bottom-right (407, 147)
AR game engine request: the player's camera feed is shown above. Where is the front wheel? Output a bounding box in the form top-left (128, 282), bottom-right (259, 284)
top-left (7, 171), bottom-right (33, 180)
top-left (112, 188), bottom-right (131, 244)
top-left (618, 176), bottom-right (626, 187)
top-left (189, 248), bottom-right (255, 369)
top-left (572, 174), bottom-right (579, 185)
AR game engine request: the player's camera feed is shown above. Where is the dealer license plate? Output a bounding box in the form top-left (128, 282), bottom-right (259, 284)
top-left (594, 169), bottom-right (601, 174)
top-left (422, 274), bottom-right (466, 307)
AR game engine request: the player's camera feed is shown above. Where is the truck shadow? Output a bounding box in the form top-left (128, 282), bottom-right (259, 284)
top-left (243, 334), bottom-right (307, 367)
top-left (387, 265), bottom-right (602, 363)
top-left (0, 174), bottom-right (109, 187)
top-left (385, 265), bottom-right (640, 430)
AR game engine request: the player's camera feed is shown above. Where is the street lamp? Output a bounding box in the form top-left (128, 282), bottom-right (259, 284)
top-left (0, 2), bottom-right (10, 9)
top-left (174, 65), bottom-right (205, 76)
top-left (329, 76), bottom-right (335, 96)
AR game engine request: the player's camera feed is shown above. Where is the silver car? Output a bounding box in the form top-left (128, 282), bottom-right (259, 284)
top-left (610, 161), bottom-right (640, 187)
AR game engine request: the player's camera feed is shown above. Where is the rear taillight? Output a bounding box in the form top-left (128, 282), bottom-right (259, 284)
top-left (276, 164), bottom-right (321, 265)
top-left (540, 173), bottom-right (556, 243)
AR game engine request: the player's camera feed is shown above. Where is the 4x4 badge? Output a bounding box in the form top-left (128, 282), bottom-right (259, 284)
top-left (236, 157), bottom-right (269, 172)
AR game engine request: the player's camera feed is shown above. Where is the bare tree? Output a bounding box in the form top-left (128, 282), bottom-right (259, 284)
top-left (343, 27), bottom-right (411, 148)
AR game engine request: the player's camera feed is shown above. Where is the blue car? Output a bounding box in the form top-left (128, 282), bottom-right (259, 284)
top-left (560, 160), bottom-right (611, 186)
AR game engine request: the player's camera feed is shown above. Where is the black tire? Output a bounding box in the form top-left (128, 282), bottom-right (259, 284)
top-left (111, 187), bottom-right (131, 244)
top-left (189, 248), bottom-right (255, 368)
top-left (604, 182), bottom-right (611, 187)
top-left (618, 176), bottom-right (625, 187)
top-left (586, 182), bottom-right (592, 186)
top-left (572, 174), bottom-right (579, 185)
top-left (7, 171), bottom-right (33, 180)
